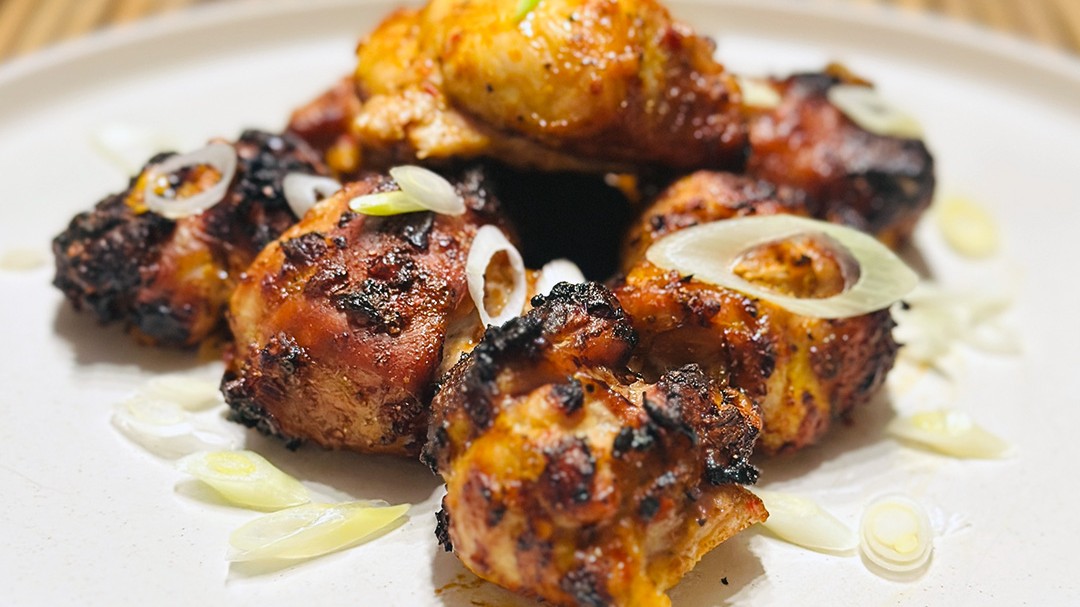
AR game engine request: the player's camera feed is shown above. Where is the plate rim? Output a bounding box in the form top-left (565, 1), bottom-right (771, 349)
top-left (2, 0), bottom-right (1079, 93)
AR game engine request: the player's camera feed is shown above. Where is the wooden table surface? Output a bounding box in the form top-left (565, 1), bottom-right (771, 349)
top-left (1, 0), bottom-right (1079, 62)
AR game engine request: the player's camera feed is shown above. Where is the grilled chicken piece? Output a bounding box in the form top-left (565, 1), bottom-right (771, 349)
top-left (223, 168), bottom-right (515, 455)
top-left (351, 0), bottom-right (746, 171)
top-left (613, 172), bottom-right (898, 454)
top-left (287, 75), bottom-right (364, 177)
top-left (426, 282), bottom-right (765, 607)
top-left (745, 68), bottom-right (935, 248)
top-left (52, 130), bottom-right (324, 348)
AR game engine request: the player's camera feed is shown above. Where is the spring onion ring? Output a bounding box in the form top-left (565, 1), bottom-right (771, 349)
top-left (389, 165), bottom-right (465, 216)
top-left (737, 76), bottom-right (782, 109)
top-left (827, 84), bottom-right (923, 139)
top-left (283, 173), bottom-right (342, 219)
top-left (350, 166), bottom-right (465, 217)
top-left (143, 142), bottom-right (237, 219)
top-left (860, 494), bottom-right (934, 573)
top-left (646, 215), bottom-right (918, 318)
top-left (466, 225), bottom-right (526, 328)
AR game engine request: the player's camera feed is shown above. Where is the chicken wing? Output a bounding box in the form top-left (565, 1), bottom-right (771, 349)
top-left (52, 130), bottom-right (325, 347)
top-left (351, 0), bottom-right (746, 171)
top-left (745, 68), bottom-right (935, 247)
top-left (223, 168), bottom-right (516, 455)
top-left (613, 171), bottom-right (898, 454)
top-left (426, 282), bottom-right (765, 607)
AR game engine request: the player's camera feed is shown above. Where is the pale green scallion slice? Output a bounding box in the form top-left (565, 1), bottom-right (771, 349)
top-left (177, 450), bottom-right (310, 510)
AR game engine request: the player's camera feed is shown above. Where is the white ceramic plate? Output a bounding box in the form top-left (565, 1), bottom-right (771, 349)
top-left (2, 1), bottom-right (1078, 605)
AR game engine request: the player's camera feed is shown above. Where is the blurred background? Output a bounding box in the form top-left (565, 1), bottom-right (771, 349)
top-left (0, 0), bottom-right (1078, 61)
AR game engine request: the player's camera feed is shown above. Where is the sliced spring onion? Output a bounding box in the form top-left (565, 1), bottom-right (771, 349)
top-left (143, 375), bottom-right (221, 411)
top-left (143, 142), bottom-right (237, 219)
top-left (349, 190), bottom-right (427, 216)
top-left (515, 0), bottom-right (540, 21)
top-left (754, 489), bottom-right (857, 553)
top-left (389, 165), bottom-right (465, 216)
top-left (535, 258), bottom-right (586, 297)
top-left (737, 76), bottom-right (782, 109)
top-left (887, 409), bottom-right (1011, 459)
top-left (891, 283), bottom-right (1019, 364)
top-left (177, 450), bottom-right (310, 510)
top-left (283, 173), bottom-right (342, 219)
top-left (935, 196), bottom-right (999, 258)
top-left (227, 501), bottom-right (409, 562)
top-left (827, 84), bottom-right (923, 139)
top-left (646, 215), bottom-right (918, 319)
top-left (0, 247), bottom-right (47, 272)
top-left (350, 166), bottom-right (465, 217)
top-left (466, 225), bottom-right (527, 328)
top-left (860, 494), bottom-right (933, 573)
top-left (111, 396), bottom-right (236, 459)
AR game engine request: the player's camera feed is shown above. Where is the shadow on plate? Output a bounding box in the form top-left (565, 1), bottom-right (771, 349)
top-left (52, 302), bottom-right (204, 373)
top-left (754, 391), bottom-right (898, 485)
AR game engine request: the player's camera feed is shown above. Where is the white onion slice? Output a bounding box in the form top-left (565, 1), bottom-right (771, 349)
top-left (227, 501), bottom-right (409, 562)
top-left (646, 215), bottom-right (918, 318)
top-left (755, 489), bottom-right (857, 553)
top-left (389, 165), bottom-right (465, 216)
top-left (827, 84), bottom-right (923, 139)
top-left (111, 396), bottom-right (236, 459)
top-left (143, 142), bottom-right (237, 219)
top-left (887, 410), bottom-right (1011, 459)
top-left (535, 258), bottom-right (586, 297)
top-left (177, 450), bottom-right (310, 510)
top-left (283, 173), bottom-right (342, 219)
top-left (466, 225), bottom-right (527, 328)
top-left (737, 76), bottom-right (782, 109)
top-left (935, 196), bottom-right (999, 258)
top-left (860, 494), bottom-right (933, 573)
top-left (142, 375), bottom-right (221, 411)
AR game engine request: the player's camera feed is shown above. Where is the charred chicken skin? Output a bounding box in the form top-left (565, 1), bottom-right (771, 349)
top-left (350, 0), bottom-right (747, 171)
top-left (745, 69), bottom-right (935, 248)
top-left (223, 168), bottom-right (515, 455)
top-left (614, 171), bottom-right (899, 455)
top-left (426, 282), bottom-right (765, 607)
top-left (52, 130), bottom-right (325, 347)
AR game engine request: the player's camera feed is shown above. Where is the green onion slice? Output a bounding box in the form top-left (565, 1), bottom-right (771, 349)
top-left (645, 215), bottom-right (918, 319)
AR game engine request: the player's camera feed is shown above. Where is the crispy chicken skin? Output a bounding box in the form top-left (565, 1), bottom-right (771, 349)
top-left (223, 168), bottom-right (514, 455)
top-left (614, 172), bottom-right (898, 454)
top-left (351, 0), bottom-right (746, 171)
top-left (52, 130), bottom-right (324, 347)
top-left (426, 283), bottom-right (765, 607)
top-left (746, 69), bottom-right (935, 248)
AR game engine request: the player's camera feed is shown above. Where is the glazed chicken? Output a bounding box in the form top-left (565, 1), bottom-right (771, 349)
top-left (52, 130), bottom-right (325, 347)
top-left (426, 282), bottom-right (766, 607)
top-left (614, 171), bottom-right (899, 455)
top-left (223, 168), bottom-right (516, 455)
top-left (745, 68), bottom-right (935, 247)
top-left (350, 0), bottom-right (746, 171)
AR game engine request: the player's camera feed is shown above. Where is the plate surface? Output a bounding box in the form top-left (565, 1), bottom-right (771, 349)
top-left (2, 1), bottom-right (1078, 605)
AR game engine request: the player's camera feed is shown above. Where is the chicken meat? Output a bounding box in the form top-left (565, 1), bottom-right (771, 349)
top-left (52, 130), bottom-right (325, 347)
top-left (426, 282), bottom-right (765, 607)
top-left (223, 167), bottom-right (517, 455)
top-left (613, 171), bottom-right (899, 455)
